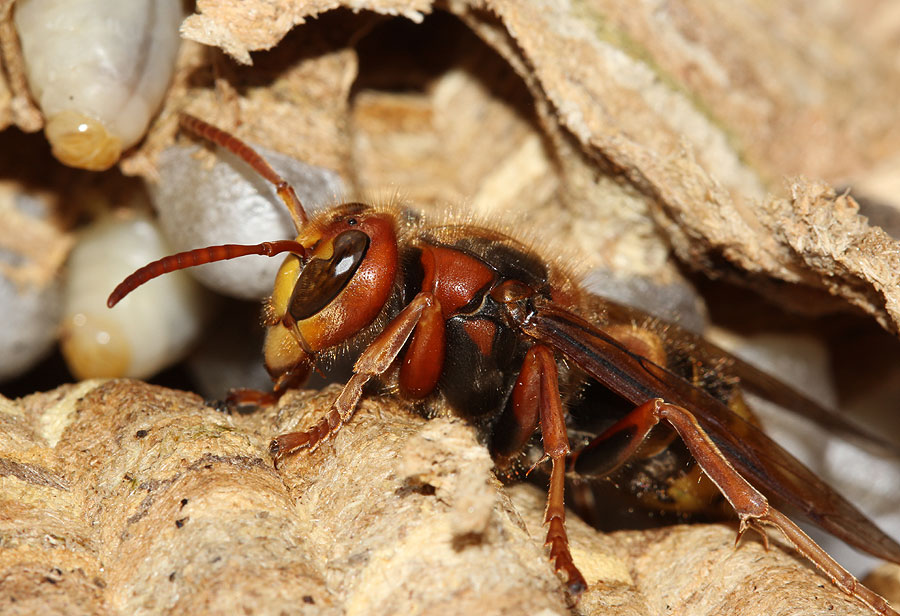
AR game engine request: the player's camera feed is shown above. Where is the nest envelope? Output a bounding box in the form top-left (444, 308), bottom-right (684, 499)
top-left (2, 1), bottom-right (900, 614)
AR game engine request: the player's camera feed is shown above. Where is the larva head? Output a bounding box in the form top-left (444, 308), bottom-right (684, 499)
top-left (262, 203), bottom-right (399, 379)
top-left (45, 111), bottom-right (122, 171)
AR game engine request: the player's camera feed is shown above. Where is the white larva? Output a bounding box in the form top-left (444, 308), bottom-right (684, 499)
top-left (0, 277), bottom-right (60, 381)
top-left (14, 0), bottom-right (183, 171)
top-left (151, 143), bottom-right (344, 300)
top-left (61, 213), bottom-right (210, 380)
top-left (0, 186), bottom-right (66, 381)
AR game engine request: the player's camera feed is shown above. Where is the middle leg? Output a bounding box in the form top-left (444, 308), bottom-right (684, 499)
top-left (508, 344), bottom-right (587, 593)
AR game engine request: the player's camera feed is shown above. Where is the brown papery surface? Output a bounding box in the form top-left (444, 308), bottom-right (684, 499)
top-left (1, 2), bottom-right (899, 615)
top-left (0, 380), bottom-right (879, 615)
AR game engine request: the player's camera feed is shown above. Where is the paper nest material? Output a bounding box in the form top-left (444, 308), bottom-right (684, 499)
top-left (1, 2), bottom-right (900, 614)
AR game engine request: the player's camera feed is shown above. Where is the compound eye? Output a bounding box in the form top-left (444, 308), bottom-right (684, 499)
top-left (288, 229), bottom-right (369, 321)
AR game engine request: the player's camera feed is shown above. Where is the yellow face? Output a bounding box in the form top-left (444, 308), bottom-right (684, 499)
top-left (263, 253), bottom-right (307, 379)
top-left (260, 205), bottom-right (400, 384)
top-left (268, 252), bottom-right (303, 324)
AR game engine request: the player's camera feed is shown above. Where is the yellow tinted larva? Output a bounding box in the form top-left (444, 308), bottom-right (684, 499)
top-left (14, 0), bottom-right (183, 170)
top-left (61, 214), bottom-right (211, 380)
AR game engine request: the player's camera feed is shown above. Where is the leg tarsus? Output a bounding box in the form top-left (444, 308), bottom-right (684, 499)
top-left (752, 506), bottom-right (897, 616)
top-left (735, 514), bottom-right (770, 551)
top-left (544, 453), bottom-right (587, 594)
top-left (269, 373), bottom-right (369, 465)
top-left (270, 407), bottom-right (342, 466)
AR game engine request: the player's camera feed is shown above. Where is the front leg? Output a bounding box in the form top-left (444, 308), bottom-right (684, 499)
top-left (216, 362), bottom-right (310, 413)
top-left (269, 292), bottom-right (442, 465)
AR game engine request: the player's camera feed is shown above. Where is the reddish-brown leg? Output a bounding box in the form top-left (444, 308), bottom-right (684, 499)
top-left (514, 345), bottom-right (587, 593)
top-left (398, 301), bottom-right (446, 399)
top-left (269, 292), bottom-right (442, 464)
top-left (490, 347), bottom-right (543, 462)
top-left (222, 388), bottom-right (279, 410)
top-left (216, 362), bottom-right (310, 412)
top-left (655, 400), bottom-right (897, 616)
top-left (578, 398), bottom-right (897, 616)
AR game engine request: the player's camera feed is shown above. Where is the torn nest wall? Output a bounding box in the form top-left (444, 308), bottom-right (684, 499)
top-left (2, 0), bottom-right (900, 331)
top-left (1, 1), bottom-right (900, 615)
